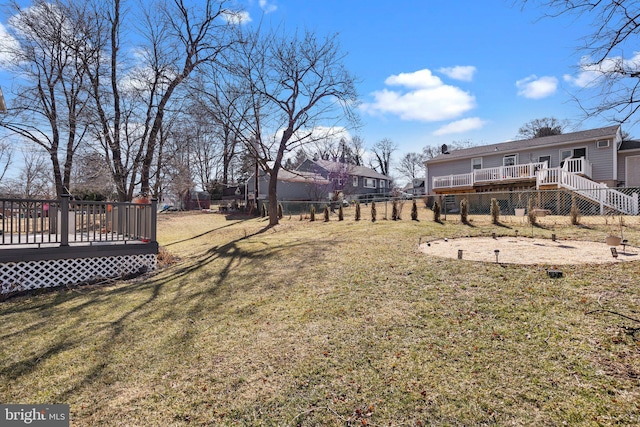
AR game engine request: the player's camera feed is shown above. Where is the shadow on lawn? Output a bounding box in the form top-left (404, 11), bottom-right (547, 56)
top-left (0, 223), bottom-right (332, 407)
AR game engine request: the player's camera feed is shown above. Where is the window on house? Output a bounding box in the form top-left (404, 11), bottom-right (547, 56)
top-left (352, 176), bottom-right (358, 187)
top-left (471, 157), bottom-right (483, 170)
top-left (379, 180), bottom-right (386, 189)
top-left (596, 140), bottom-right (610, 148)
top-left (538, 155), bottom-right (551, 167)
top-left (503, 154), bottom-right (517, 167)
top-left (364, 178), bottom-right (376, 188)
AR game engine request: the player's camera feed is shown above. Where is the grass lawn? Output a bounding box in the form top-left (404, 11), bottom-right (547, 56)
top-left (1, 205), bottom-right (639, 426)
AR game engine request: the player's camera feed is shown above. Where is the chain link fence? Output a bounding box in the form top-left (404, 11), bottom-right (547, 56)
top-left (426, 188), bottom-right (639, 217)
top-left (259, 196), bottom-right (416, 220)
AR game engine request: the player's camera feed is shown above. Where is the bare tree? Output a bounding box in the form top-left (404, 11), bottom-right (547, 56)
top-left (524, 1), bottom-right (640, 125)
top-left (1, 0), bottom-right (91, 197)
top-left (227, 29), bottom-right (358, 226)
top-left (15, 149), bottom-right (53, 198)
top-left (0, 141), bottom-right (13, 184)
top-left (189, 77), bottom-right (248, 185)
top-left (72, 150), bottom-right (115, 199)
top-left (396, 152), bottom-right (425, 181)
top-left (348, 135), bottom-right (366, 166)
top-left (370, 138), bottom-right (397, 176)
top-left (517, 117), bottom-right (569, 139)
top-left (76, 0), bottom-right (236, 201)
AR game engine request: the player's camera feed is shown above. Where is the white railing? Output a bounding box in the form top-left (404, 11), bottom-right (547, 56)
top-left (432, 161), bottom-right (547, 190)
top-left (537, 168), bottom-right (638, 215)
top-left (432, 173), bottom-right (473, 189)
top-left (562, 157), bottom-right (592, 177)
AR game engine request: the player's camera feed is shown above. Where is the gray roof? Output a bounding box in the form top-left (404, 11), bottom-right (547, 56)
top-left (619, 140), bottom-right (640, 151)
top-left (312, 159), bottom-right (390, 180)
top-left (278, 169), bottom-right (330, 184)
top-left (426, 125), bottom-right (620, 164)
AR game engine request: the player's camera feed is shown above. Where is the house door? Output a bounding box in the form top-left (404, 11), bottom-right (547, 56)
top-left (626, 156), bottom-right (640, 187)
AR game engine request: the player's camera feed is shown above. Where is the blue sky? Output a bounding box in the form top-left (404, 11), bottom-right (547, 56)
top-left (0, 0), bottom-right (636, 183)
top-left (243, 0), bottom-right (634, 156)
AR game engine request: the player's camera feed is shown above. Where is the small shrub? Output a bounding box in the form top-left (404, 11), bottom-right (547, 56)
top-left (338, 204), bottom-right (344, 221)
top-left (157, 246), bottom-right (179, 268)
top-left (299, 212), bottom-right (303, 221)
top-left (411, 199), bottom-right (418, 221)
top-left (371, 201), bottom-right (377, 222)
top-left (310, 205), bottom-right (316, 222)
top-left (392, 201), bottom-right (398, 221)
top-left (355, 202), bottom-right (361, 221)
top-left (277, 203), bottom-right (283, 219)
top-left (527, 198), bottom-right (537, 226)
top-left (460, 198), bottom-right (469, 224)
top-left (323, 205), bottom-right (330, 222)
top-left (490, 198), bottom-right (500, 225)
top-left (570, 197), bottom-right (580, 225)
top-left (432, 200), bottom-right (441, 223)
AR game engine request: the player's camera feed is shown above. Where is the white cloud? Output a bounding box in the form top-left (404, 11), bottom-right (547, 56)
top-left (438, 65), bottom-right (476, 82)
top-left (516, 75), bottom-right (558, 99)
top-left (564, 53), bottom-right (640, 88)
top-left (361, 68), bottom-right (476, 122)
top-left (385, 69), bottom-right (443, 88)
top-left (221, 10), bottom-right (252, 25)
top-left (433, 117), bottom-right (487, 136)
top-left (259, 0), bottom-right (277, 13)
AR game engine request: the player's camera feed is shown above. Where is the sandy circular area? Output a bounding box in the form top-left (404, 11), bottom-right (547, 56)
top-left (419, 237), bottom-right (639, 265)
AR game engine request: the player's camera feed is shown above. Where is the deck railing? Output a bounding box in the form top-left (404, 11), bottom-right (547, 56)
top-left (0, 195), bottom-right (157, 247)
top-left (432, 161), bottom-right (548, 190)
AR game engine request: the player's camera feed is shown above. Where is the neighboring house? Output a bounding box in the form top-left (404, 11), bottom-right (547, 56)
top-left (297, 158), bottom-right (392, 198)
top-left (425, 125), bottom-right (639, 215)
top-left (405, 178), bottom-right (426, 196)
top-left (247, 168), bottom-right (331, 201)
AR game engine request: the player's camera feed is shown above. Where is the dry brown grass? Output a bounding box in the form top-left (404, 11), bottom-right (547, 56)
top-left (1, 208), bottom-right (639, 426)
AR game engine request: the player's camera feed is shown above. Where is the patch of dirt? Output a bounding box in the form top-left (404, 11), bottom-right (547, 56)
top-left (420, 236), bottom-right (639, 265)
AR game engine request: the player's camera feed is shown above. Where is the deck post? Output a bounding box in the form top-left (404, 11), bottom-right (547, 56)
top-left (60, 194), bottom-right (69, 246)
top-left (633, 193), bottom-right (638, 215)
top-left (150, 199), bottom-right (158, 242)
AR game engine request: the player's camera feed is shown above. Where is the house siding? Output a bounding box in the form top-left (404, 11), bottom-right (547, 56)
top-left (297, 159), bottom-right (389, 197)
top-left (247, 171), bottom-right (330, 201)
top-left (427, 135), bottom-right (619, 193)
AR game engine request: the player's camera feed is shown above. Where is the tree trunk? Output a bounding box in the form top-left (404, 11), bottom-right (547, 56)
top-left (268, 166), bottom-right (279, 226)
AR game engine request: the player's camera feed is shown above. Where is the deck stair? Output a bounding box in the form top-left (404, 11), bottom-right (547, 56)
top-left (536, 166), bottom-right (638, 215)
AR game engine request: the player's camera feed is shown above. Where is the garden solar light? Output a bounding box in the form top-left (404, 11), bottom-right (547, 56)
top-left (458, 249), bottom-right (463, 260)
top-left (494, 249), bottom-right (500, 263)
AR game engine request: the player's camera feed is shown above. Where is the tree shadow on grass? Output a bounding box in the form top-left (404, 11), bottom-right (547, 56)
top-left (0, 223), bottom-right (334, 408)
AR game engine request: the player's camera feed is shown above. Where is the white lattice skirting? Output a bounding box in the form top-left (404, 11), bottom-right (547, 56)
top-left (0, 254), bottom-right (157, 295)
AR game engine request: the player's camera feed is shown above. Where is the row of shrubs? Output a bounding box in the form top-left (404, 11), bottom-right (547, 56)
top-left (261, 200), bottom-right (421, 222)
top-left (261, 196), bottom-right (583, 225)
top-left (434, 196), bottom-right (581, 225)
